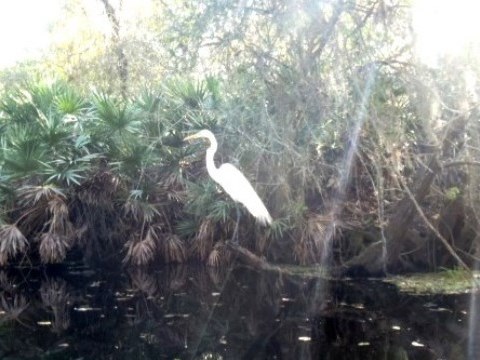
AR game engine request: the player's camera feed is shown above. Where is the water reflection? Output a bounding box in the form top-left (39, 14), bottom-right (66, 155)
top-left (467, 266), bottom-right (480, 359)
top-left (0, 264), bottom-right (476, 359)
top-left (40, 278), bottom-right (71, 333)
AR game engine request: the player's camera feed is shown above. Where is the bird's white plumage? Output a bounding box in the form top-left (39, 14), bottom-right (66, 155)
top-left (184, 129), bottom-right (272, 225)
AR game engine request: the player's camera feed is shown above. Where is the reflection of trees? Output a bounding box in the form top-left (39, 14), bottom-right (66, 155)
top-left (0, 271), bottom-right (33, 357)
top-left (128, 269), bottom-right (159, 298)
top-left (183, 266), bottom-right (290, 358)
top-left (0, 265), bottom-right (475, 359)
top-left (124, 266), bottom-right (189, 354)
top-left (0, 293), bottom-right (30, 327)
top-left (0, 271), bottom-right (32, 330)
top-left (206, 265), bottom-right (229, 288)
top-left (0, 271), bottom-right (17, 293)
top-left (40, 278), bottom-right (71, 333)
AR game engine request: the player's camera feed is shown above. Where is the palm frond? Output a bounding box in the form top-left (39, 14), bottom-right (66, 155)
top-left (75, 163), bottom-right (120, 206)
top-left (48, 197), bottom-right (74, 245)
top-left (54, 88), bottom-right (86, 116)
top-left (166, 78), bottom-right (209, 109)
top-left (175, 218), bottom-right (198, 238)
top-left (36, 109), bottom-right (71, 148)
top-left (0, 253), bottom-right (8, 267)
top-left (39, 232), bottom-right (69, 264)
top-left (124, 228), bottom-right (157, 266)
top-left (191, 218), bottom-right (215, 261)
top-left (134, 88), bottom-right (161, 114)
top-left (43, 153), bottom-right (99, 186)
top-left (18, 185), bottom-right (66, 206)
top-left (123, 191), bottom-right (160, 223)
top-left (0, 87), bottom-right (38, 124)
top-left (0, 225), bottom-right (28, 264)
top-left (207, 242), bottom-right (230, 267)
top-left (2, 131), bottom-right (46, 175)
top-left (158, 233), bottom-right (186, 264)
top-left (93, 93), bottom-right (141, 134)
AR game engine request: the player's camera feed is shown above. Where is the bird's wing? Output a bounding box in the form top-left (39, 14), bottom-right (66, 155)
top-left (216, 163), bottom-right (272, 225)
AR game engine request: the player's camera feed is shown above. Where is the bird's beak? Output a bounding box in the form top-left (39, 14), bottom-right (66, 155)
top-left (184, 133), bottom-right (198, 142)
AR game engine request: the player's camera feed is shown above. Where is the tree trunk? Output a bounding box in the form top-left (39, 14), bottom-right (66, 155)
top-left (100, 0), bottom-right (129, 98)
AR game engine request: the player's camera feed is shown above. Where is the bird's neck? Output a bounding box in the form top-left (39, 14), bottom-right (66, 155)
top-left (205, 142), bottom-right (219, 181)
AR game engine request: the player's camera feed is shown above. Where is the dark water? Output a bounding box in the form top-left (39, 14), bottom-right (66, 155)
top-left (0, 263), bottom-right (477, 359)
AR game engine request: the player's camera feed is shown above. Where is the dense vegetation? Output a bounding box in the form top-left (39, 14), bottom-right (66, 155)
top-left (0, 0), bottom-right (479, 274)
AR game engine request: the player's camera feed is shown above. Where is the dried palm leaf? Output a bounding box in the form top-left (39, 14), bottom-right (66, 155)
top-left (294, 214), bottom-right (331, 264)
top-left (17, 185), bottom-right (65, 206)
top-left (307, 214), bottom-right (328, 255)
top-left (159, 234), bottom-right (186, 263)
top-left (207, 242), bottom-right (230, 267)
top-left (76, 168), bottom-right (120, 207)
top-left (124, 230), bottom-right (157, 266)
top-left (294, 227), bottom-right (310, 265)
top-left (0, 224), bottom-right (28, 264)
top-left (123, 198), bottom-right (143, 222)
top-left (39, 233), bottom-right (68, 264)
top-left (0, 252), bottom-right (8, 267)
top-left (190, 218), bottom-right (214, 261)
top-left (166, 187), bottom-right (185, 203)
top-left (255, 233), bottom-right (270, 254)
top-left (48, 196), bottom-right (68, 217)
top-left (207, 247), bottom-right (221, 267)
top-left (48, 197), bottom-right (74, 238)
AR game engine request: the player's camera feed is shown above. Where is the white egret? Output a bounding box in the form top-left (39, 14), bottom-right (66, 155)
top-left (184, 130), bottom-right (272, 232)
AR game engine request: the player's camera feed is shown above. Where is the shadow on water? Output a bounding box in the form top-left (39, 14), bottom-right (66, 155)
top-left (0, 263), bottom-right (476, 359)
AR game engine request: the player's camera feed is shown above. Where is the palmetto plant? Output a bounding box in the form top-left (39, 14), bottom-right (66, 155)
top-left (1, 83), bottom-right (94, 183)
top-left (0, 77), bottom-right (253, 267)
top-left (0, 82), bottom-right (94, 265)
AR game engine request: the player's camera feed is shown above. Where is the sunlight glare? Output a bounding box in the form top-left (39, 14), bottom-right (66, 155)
top-left (413, 0), bottom-right (480, 66)
top-left (0, 0), bottom-right (62, 68)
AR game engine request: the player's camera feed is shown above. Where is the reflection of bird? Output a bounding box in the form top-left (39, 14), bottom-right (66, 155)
top-left (184, 130), bottom-right (272, 229)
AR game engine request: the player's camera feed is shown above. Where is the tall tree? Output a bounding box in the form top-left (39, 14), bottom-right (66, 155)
top-left (99, 0), bottom-right (129, 98)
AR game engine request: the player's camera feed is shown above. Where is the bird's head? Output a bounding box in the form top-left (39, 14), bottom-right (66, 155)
top-left (184, 129), bottom-right (215, 143)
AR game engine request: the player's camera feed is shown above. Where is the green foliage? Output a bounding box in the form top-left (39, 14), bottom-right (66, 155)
top-left (93, 93), bottom-right (141, 135)
top-left (54, 87), bottom-right (87, 115)
top-left (0, 77), bottom-right (215, 266)
top-left (388, 269), bottom-right (477, 294)
top-left (445, 187), bottom-right (461, 201)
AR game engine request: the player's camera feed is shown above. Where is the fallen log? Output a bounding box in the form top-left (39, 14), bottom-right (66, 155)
top-left (225, 241), bottom-right (281, 272)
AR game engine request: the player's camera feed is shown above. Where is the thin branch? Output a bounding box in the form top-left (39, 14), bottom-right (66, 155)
top-left (401, 181), bottom-right (470, 272)
top-left (443, 161), bottom-right (480, 168)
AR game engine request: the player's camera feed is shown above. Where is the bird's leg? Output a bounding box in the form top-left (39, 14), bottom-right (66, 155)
top-left (231, 206), bottom-right (241, 243)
